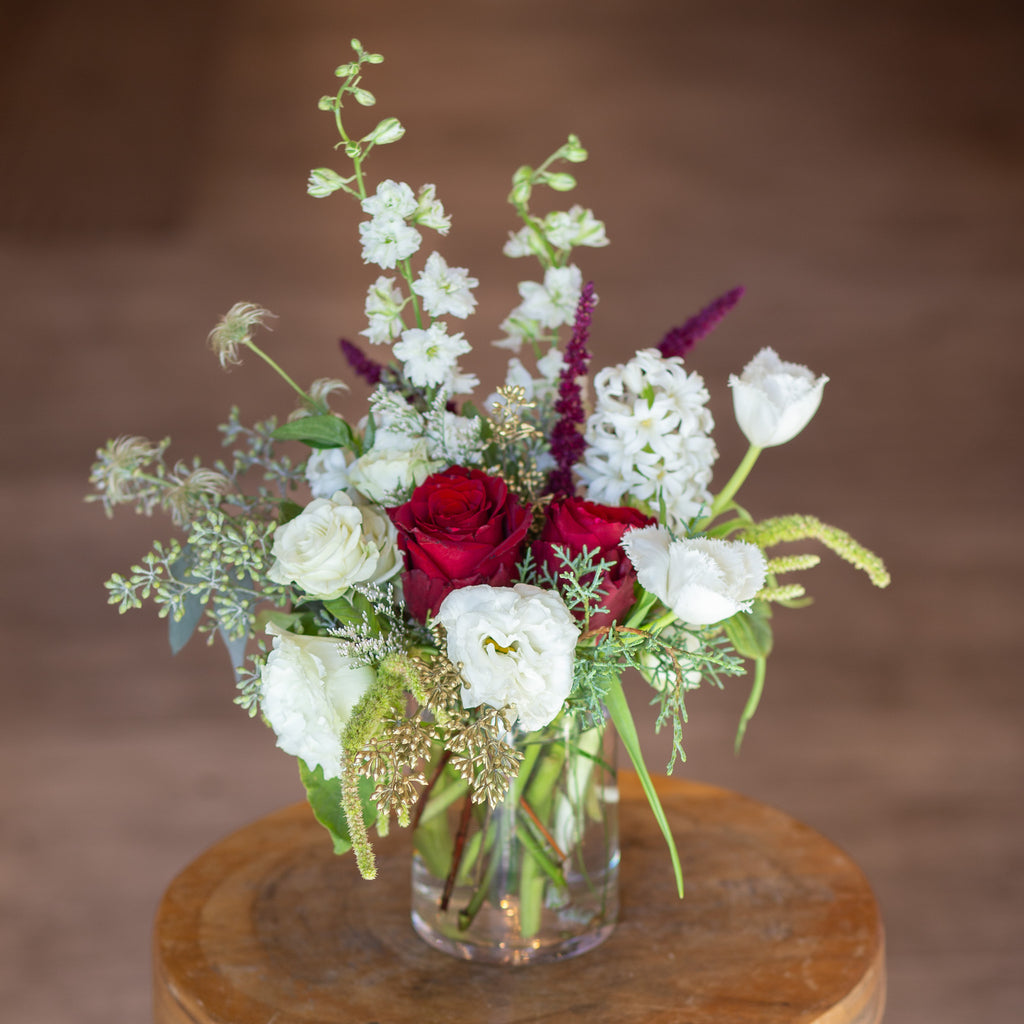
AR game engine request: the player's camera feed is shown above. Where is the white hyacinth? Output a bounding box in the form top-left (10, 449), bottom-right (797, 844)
top-left (577, 348), bottom-right (718, 526)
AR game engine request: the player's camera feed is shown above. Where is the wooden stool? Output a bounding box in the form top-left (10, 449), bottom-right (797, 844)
top-left (153, 775), bottom-right (885, 1023)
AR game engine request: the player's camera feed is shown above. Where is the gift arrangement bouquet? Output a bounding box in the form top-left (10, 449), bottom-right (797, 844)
top-left (90, 43), bottom-right (889, 961)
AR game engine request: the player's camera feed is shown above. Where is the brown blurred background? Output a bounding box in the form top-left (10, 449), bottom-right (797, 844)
top-left (1, 1), bottom-right (1022, 1020)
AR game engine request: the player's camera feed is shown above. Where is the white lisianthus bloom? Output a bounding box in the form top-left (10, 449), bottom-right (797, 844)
top-left (347, 436), bottom-right (441, 505)
top-left (360, 179), bottom-right (418, 220)
top-left (259, 625), bottom-right (375, 779)
top-left (360, 275), bottom-right (405, 345)
top-left (411, 251), bottom-right (479, 319)
top-left (729, 347), bottom-right (828, 447)
top-left (622, 526), bottom-right (767, 626)
top-left (393, 323), bottom-right (471, 389)
top-left (412, 183), bottom-right (451, 235)
top-left (517, 264), bottom-right (584, 329)
top-left (305, 447), bottom-right (352, 499)
top-left (437, 584), bottom-right (579, 732)
top-left (359, 213), bottom-right (422, 269)
top-left (268, 490), bottom-right (402, 600)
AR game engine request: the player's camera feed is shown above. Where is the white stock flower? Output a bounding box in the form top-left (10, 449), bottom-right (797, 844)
top-left (536, 346), bottom-right (566, 382)
top-left (360, 179), bottom-right (418, 220)
top-left (259, 625), bottom-right (375, 779)
top-left (437, 584), bottom-right (579, 732)
top-left (543, 205), bottom-right (609, 251)
top-left (516, 264), bottom-right (583, 329)
top-left (411, 251), bottom-right (479, 319)
top-left (729, 347), bottom-right (828, 448)
top-left (412, 184), bottom-right (451, 234)
top-left (359, 214), bottom-right (422, 269)
top-left (268, 491), bottom-right (402, 599)
top-left (503, 226), bottom-right (544, 259)
top-left (360, 276), bottom-right (406, 345)
top-left (622, 526), bottom-right (767, 626)
top-left (347, 436), bottom-right (441, 505)
top-left (578, 348), bottom-right (717, 526)
top-left (305, 447), bottom-right (352, 499)
top-left (393, 323), bottom-right (471, 389)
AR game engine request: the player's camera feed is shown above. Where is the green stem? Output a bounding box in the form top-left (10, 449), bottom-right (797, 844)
top-left (734, 656), bottom-right (767, 754)
top-left (704, 444), bottom-right (762, 525)
top-left (244, 341), bottom-right (318, 409)
top-left (397, 257), bottom-right (425, 330)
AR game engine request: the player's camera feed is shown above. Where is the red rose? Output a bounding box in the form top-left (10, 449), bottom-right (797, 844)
top-left (389, 466), bottom-right (531, 622)
top-left (533, 497), bottom-right (655, 629)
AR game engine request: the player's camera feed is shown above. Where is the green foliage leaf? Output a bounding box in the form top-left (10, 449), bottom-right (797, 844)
top-left (605, 675), bottom-right (684, 898)
top-left (167, 551), bottom-right (204, 654)
top-left (271, 415), bottom-right (356, 450)
top-left (722, 600), bottom-right (773, 660)
top-left (298, 761), bottom-right (378, 855)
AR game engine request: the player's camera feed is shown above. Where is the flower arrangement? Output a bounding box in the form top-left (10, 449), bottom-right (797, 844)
top-left (89, 42), bottom-right (889, 918)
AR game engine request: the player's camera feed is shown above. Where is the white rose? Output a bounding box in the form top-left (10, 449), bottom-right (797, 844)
top-left (268, 491), bottom-right (402, 600)
top-left (437, 584), bottom-right (579, 732)
top-left (305, 447), bottom-right (352, 499)
top-left (347, 436), bottom-right (441, 505)
top-left (729, 347), bottom-right (828, 448)
top-left (259, 625), bottom-right (375, 778)
top-left (622, 526), bottom-right (767, 626)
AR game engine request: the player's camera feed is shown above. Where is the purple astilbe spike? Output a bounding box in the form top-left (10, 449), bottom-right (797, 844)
top-left (657, 285), bottom-right (745, 359)
top-left (546, 281), bottom-right (597, 498)
top-left (339, 337), bottom-right (383, 386)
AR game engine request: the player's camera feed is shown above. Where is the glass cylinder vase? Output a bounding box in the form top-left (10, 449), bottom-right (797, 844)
top-left (410, 711), bottom-right (619, 965)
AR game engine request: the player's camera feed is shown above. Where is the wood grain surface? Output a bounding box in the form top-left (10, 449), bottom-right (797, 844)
top-left (153, 774), bottom-right (885, 1024)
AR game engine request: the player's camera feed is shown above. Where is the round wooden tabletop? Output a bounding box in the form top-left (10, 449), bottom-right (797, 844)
top-left (153, 774), bottom-right (885, 1024)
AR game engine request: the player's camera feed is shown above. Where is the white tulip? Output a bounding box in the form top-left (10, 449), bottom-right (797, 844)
top-left (622, 526), bottom-right (766, 626)
top-left (259, 626), bottom-right (376, 778)
top-left (437, 584), bottom-right (579, 732)
top-left (729, 347), bottom-right (828, 447)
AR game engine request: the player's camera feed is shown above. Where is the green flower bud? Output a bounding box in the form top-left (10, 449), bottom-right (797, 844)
top-left (562, 134), bottom-right (588, 163)
top-left (364, 52), bottom-right (384, 64)
top-left (334, 63), bottom-right (359, 77)
top-left (307, 168), bottom-right (346, 198)
top-left (509, 179), bottom-right (533, 206)
top-left (317, 95), bottom-right (336, 111)
top-left (543, 171), bottom-right (577, 192)
top-left (344, 141), bottom-right (362, 159)
top-left (352, 87), bottom-right (376, 107)
top-left (365, 117), bottom-right (405, 146)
